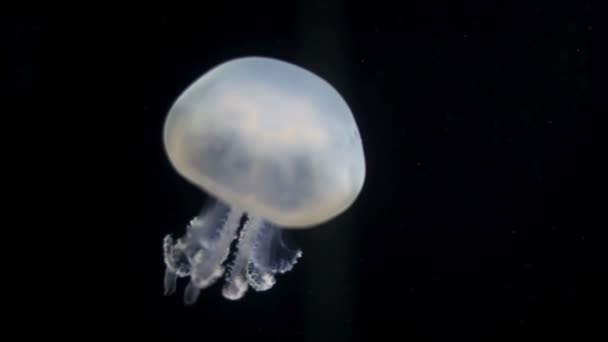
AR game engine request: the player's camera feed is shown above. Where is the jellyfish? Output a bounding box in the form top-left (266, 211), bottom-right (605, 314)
top-left (162, 57), bottom-right (366, 303)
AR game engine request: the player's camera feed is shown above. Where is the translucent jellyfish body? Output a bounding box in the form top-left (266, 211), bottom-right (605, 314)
top-left (162, 57), bottom-right (365, 303)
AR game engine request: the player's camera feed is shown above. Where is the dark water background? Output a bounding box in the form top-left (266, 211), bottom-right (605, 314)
top-left (143, 3), bottom-right (595, 341)
top-left (3, 2), bottom-right (596, 341)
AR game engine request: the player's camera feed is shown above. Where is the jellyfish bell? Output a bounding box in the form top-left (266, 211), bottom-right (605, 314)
top-left (162, 56), bottom-right (366, 303)
top-left (164, 57), bottom-right (366, 227)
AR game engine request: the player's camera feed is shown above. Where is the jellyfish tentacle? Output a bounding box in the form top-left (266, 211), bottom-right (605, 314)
top-left (188, 203), bottom-right (243, 291)
top-left (246, 220), bottom-right (302, 291)
top-left (222, 216), bottom-right (262, 300)
top-left (162, 201), bottom-right (244, 303)
top-left (163, 269), bottom-right (178, 296)
top-left (246, 259), bottom-right (276, 292)
top-left (222, 216), bottom-right (303, 298)
top-left (252, 222), bottom-right (302, 274)
top-left (183, 281), bottom-right (201, 305)
top-left (162, 234), bottom-right (191, 296)
top-left (163, 235), bottom-right (191, 277)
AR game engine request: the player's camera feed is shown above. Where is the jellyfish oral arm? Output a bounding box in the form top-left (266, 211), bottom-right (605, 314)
top-left (222, 216), bottom-right (302, 300)
top-left (163, 201), bottom-right (242, 304)
top-left (222, 216), bottom-right (262, 300)
top-left (163, 201), bottom-right (302, 303)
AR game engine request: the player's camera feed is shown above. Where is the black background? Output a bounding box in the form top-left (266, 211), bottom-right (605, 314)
top-left (4, 2), bottom-right (597, 341)
top-left (141, 2), bottom-right (596, 341)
